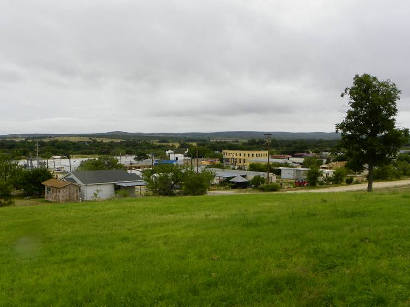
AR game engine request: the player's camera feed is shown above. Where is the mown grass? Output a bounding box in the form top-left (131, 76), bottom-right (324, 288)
top-left (0, 190), bottom-right (409, 306)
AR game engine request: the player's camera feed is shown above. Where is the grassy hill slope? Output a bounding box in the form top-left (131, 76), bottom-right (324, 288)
top-left (0, 191), bottom-right (409, 306)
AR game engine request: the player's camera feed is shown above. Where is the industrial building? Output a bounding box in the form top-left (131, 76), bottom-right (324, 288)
top-left (222, 150), bottom-right (268, 168)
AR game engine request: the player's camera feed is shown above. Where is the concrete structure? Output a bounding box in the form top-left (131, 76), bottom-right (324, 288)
top-left (280, 167), bottom-right (310, 180)
top-left (222, 150), bottom-right (268, 168)
top-left (166, 150), bottom-right (186, 165)
top-left (64, 170), bottom-right (144, 200)
top-left (42, 178), bottom-right (80, 203)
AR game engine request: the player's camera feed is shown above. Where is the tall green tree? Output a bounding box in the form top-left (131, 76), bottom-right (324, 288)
top-left (336, 74), bottom-right (409, 191)
top-left (17, 168), bottom-right (53, 196)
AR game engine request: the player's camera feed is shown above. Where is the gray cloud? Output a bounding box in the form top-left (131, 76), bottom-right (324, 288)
top-left (0, 0), bottom-right (409, 133)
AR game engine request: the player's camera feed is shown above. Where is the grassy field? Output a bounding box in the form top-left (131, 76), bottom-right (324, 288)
top-left (0, 191), bottom-right (409, 306)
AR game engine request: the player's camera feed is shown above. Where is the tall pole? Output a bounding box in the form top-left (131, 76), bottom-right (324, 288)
top-left (196, 147), bottom-right (199, 173)
top-left (36, 141), bottom-right (39, 168)
top-left (264, 133), bottom-right (272, 184)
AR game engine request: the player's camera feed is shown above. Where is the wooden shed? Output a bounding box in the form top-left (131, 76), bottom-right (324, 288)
top-left (42, 178), bottom-right (80, 203)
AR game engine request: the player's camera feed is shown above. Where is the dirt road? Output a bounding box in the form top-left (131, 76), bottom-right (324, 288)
top-left (288, 179), bottom-right (410, 193)
top-left (207, 179), bottom-right (410, 195)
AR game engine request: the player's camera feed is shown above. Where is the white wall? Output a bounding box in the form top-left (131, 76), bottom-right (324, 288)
top-left (81, 183), bottom-right (115, 200)
top-left (281, 169), bottom-right (296, 179)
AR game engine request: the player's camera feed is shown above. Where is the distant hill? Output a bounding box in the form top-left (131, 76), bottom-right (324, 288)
top-left (0, 131), bottom-right (340, 140)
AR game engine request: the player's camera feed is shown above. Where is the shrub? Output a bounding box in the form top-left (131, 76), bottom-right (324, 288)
top-left (182, 170), bottom-right (214, 195)
top-left (345, 177), bottom-right (354, 184)
top-left (307, 168), bottom-right (322, 187)
top-left (250, 175), bottom-right (265, 188)
top-left (115, 189), bottom-right (130, 198)
top-left (396, 160), bottom-right (410, 176)
top-left (258, 183), bottom-right (281, 192)
top-left (332, 167), bottom-right (347, 184)
top-left (0, 181), bottom-right (13, 207)
top-left (373, 164), bottom-right (401, 180)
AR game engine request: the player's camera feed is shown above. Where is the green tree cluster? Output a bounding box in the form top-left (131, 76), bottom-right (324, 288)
top-left (143, 165), bottom-right (214, 196)
top-left (303, 157), bottom-right (322, 169)
top-left (78, 156), bottom-right (125, 171)
top-left (17, 168), bottom-right (53, 196)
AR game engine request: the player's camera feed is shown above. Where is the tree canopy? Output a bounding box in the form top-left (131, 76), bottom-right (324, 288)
top-left (77, 156), bottom-right (125, 171)
top-left (336, 74), bottom-right (409, 191)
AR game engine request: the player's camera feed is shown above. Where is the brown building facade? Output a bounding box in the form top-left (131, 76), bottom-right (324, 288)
top-left (42, 179), bottom-right (80, 203)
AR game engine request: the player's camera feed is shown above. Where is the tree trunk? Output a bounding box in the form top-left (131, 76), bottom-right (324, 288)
top-left (367, 163), bottom-right (374, 192)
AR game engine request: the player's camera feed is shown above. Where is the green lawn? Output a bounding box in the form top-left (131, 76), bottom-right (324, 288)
top-left (1, 191), bottom-right (409, 306)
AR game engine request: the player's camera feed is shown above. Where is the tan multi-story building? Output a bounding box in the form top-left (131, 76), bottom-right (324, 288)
top-left (222, 150), bottom-right (268, 168)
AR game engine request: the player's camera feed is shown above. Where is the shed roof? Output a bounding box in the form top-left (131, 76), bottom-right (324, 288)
top-left (42, 178), bottom-right (75, 188)
top-left (229, 176), bottom-right (248, 183)
top-left (68, 170), bottom-right (140, 185)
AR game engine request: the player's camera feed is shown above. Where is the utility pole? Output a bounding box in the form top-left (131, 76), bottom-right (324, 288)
top-left (190, 149), bottom-right (193, 170)
top-left (36, 141), bottom-right (39, 168)
top-left (264, 133), bottom-right (272, 184)
top-left (151, 153), bottom-right (154, 168)
top-left (196, 147), bottom-right (199, 173)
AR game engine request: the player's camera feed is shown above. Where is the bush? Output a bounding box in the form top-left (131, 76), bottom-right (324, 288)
top-left (258, 183), bottom-right (281, 192)
top-left (0, 181), bottom-right (13, 207)
top-left (345, 177), bottom-right (353, 184)
top-left (250, 175), bottom-right (265, 188)
top-left (396, 160), bottom-right (410, 176)
top-left (332, 167), bottom-right (347, 184)
top-left (373, 164), bottom-right (401, 180)
top-left (115, 189), bottom-right (130, 198)
top-left (182, 170), bottom-right (214, 195)
top-left (307, 168), bottom-right (322, 187)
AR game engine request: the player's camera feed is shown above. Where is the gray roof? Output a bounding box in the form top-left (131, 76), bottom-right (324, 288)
top-left (207, 168), bottom-right (266, 178)
top-left (68, 170), bottom-right (140, 185)
top-left (229, 175), bottom-right (249, 183)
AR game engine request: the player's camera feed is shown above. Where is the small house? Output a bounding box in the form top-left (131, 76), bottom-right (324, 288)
top-left (42, 178), bottom-right (80, 203)
top-left (64, 170), bottom-right (143, 201)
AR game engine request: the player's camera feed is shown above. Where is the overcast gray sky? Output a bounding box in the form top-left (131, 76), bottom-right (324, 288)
top-left (1, 0), bottom-right (409, 134)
